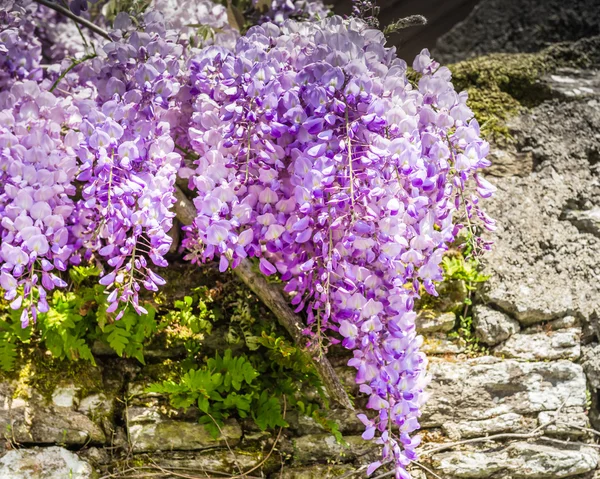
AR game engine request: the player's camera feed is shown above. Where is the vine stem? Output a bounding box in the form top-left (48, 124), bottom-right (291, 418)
top-left (32, 0), bottom-right (111, 40)
top-left (50, 53), bottom-right (97, 92)
top-left (173, 185), bottom-right (354, 410)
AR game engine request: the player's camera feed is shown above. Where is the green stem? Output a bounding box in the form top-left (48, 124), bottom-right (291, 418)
top-left (50, 53), bottom-right (96, 93)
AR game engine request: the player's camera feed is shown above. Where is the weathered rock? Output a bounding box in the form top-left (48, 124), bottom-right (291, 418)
top-left (127, 404), bottom-right (242, 452)
top-left (581, 343), bottom-right (600, 390)
top-left (481, 97), bottom-right (600, 325)
top-left (422, 357), bottom-right (586, 428)
top-left (441, 413), bottom-right (528, 440)
top-left (486, 147), bottom-right (534, 178)
top-left (286, 409), bottom-right (364, 436)
top-left (547, 316), bottom-right (580, 331)
top-left (434, 0), bottom-right (600, 62)
top-left (563, 207), bottom-right (600, 237)
top-left (416, 311), bottom-right (456, 334)
top-left (544, 69), bottom-right (600, 99)
top-left (494, 328), bottom-right (581, 360)
top-left (433, 442), bottom-right (598, 478)
top-left (291, 434), bottom-right (376, 465)
top-left (277, 464), bottom-right (354, 479)
top-left (0, 447), bottom-right (95, 479)
top-left (421, 334), bottom-right (465, 355)
top-left (537, 411), bottom-right (589, 438)
top-left (147, 449), bottom-right (266, 475)
top-left (472, 305), bottom-right (520, 345)
top-left (0, 383), bottom-right (107, 446)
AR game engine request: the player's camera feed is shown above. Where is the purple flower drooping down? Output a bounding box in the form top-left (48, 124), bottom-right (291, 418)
top-left (183, 17), bottom-right (494, 477)
top-left (0, 4), bottom-right (495, 477)
top-left (69, 13), bottom-right (184, 317)
top-left (0, 80), bottom-right (84, 325)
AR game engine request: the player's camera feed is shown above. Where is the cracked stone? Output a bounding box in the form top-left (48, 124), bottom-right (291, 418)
top-left (473, 305), bottom-right (520, 346)
top-left (494, 328), bottom-right (581, 361)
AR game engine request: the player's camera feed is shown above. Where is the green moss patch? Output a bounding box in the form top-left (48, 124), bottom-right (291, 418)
top-left (449, 37), bottom-right (598, 142)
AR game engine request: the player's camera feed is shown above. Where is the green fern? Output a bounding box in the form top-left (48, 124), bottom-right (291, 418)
top-left (0, 333), bottom-right (17, 372)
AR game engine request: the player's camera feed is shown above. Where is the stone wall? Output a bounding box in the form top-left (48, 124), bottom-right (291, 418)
top-left (2, 1), bottom-right (600, 478)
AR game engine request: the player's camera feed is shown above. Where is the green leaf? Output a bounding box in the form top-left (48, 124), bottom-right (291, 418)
top-left (198, 395), bottom-right (210, 413)
top-left (252, 391), bottom-right (287, 431)
top-left (0, 334), bottom-right (17, 372)
top-left (105, 326), bottom-right (129, 356)
top-left (226, 0), bottom-right (245, 32)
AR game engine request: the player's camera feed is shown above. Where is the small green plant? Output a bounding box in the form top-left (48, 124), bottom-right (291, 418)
top-left (0, 265), bottom-right (159, 371)
top-left (147, 349), bottom-right (287, 437)
top-left (443, 251), bottom-right (490, 353)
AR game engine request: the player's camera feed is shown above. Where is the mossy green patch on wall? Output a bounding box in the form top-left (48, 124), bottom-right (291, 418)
top-left (449, 37), bottom-right (599, 142)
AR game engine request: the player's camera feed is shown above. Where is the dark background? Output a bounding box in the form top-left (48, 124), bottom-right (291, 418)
top-left (332, 0), bottom-right (480, 60)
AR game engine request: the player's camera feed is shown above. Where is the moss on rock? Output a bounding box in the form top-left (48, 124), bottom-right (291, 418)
top-left (449, 36), bottom-right (600, 142)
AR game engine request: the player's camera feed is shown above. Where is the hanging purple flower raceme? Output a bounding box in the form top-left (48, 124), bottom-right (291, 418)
top-left (0, 80), bottom-right (85, 326)
top-left (64, 13), bottom-right (184, 317)
top-left (183, 17), bottom-right (494, 478)
top-left (0, 1), bottom-right (43, 91)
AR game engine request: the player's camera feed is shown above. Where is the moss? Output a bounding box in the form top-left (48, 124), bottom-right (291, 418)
top-left (7, 352), bottom-right (104, 402)
top-left (449, 52), bottom-right (549, 142)
top-left (449, 39), bottom-right (597, 142)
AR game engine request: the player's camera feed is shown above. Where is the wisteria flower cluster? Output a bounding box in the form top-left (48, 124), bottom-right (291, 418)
top-left (0, 80), bottom-right (83, 326)
top-left (152, 0), bottom-right (240, 49)
top-left (0, 1), bottom-right (494, 477)
top-left (182, 17), bottom-right (494, 476)
top-left (0, 1), bottom-right (43, 90)
top-left (69, 12), bottom-right (184, 317)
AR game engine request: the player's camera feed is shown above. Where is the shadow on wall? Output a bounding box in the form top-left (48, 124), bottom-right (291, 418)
top-left (331, 0), bottom-right (480, 60)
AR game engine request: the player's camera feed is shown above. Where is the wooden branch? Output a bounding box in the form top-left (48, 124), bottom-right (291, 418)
top-left (173, 186), bottom-right (354, 410)
top-left (33, 0), bottom-right (111, 40)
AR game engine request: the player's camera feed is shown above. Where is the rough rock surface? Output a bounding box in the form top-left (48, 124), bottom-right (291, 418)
top-left (433, 443), bottom-right (598, 478)
top-left (494, 328), bottom-right (581, 360)
top-left (422, 357), bottom-right (586, 428)
top-left (472, 305), bottom-right (520, 345)
top-left (434, 0), bottom-right (600, 62)
top-left (482, 96), bottom-right (600, 325)
top-left (583, 343), bottom-right (600, 390)
top-left (0, 447), bottom-right (95, 479)
top-left (0, 377), bottom-right (114, 447)
top-left (416, 311), bottom-right (456, 334)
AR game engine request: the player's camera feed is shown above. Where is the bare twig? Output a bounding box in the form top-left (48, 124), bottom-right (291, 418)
top-left (204, 414), bottom-right (244, 476)
top-left (408, 460), bottom-right (444, 479)
top-left (568, 424), bottom-right (600, 437)
top-left (229, 395), bottom-right (287, 479)
top-left (539, 436), bottom-right (600, 449)
top-left (172, 185), bottom-right (354, 410)
top-left (421, 431), bottom-right (546, 456)
top-left (422, 399), bottom-right (573, 456)
top-left (33, 0), bottom-right (111, 40)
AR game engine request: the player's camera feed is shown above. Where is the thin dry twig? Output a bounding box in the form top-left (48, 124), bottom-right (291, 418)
top-left (422, 398), bottom-right (571, 456)
top-left (204, 413), bottom-right (244, 476)
top-left (568, 424), bottom-right (600, 437)
top-left (226, 395), bottom-right (288, 478)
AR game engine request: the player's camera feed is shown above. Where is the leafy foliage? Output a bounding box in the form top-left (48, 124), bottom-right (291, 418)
top-left (148, 349), bottom-right (287, 436)
top-left (0, 266), bottom-right (158, 371)
top-left (146, 277), bottom-right (331, 437)
top-left (442, 248), bottom-right (490, 353)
